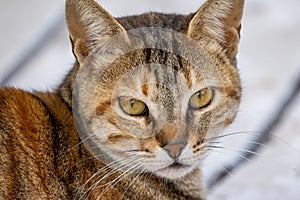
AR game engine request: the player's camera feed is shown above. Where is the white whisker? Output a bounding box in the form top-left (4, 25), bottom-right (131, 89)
top-left (81, 157), bottom-right (143, 200)
top-left (96, 162), bottom-right (144, 200)
top-left (78, 155), bottom-right (141, 200)
top-left (121, 168), bottom-right (146, 200)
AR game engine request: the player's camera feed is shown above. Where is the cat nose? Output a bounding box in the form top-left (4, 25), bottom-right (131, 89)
top-left (163, 142), bottom-right (186, 159)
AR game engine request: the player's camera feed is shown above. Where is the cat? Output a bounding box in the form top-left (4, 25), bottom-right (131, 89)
top-left (0, 0), bottom-right (244, 199)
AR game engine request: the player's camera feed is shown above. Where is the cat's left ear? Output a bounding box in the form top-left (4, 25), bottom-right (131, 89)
top-left (65, 0), bottom-right (127, 65)
top-left (187, 0), bottom-right (244, 63)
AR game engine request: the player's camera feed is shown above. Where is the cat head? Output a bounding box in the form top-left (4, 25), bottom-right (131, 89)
top-left (66, 0), bottom-right (244, 179)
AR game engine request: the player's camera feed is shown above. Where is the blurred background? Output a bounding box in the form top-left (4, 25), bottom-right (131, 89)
top-left (1, 0), bottom-right (300, 199)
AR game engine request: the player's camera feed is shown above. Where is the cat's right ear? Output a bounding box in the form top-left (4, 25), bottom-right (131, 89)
top-left (65, 0), bottom-right (126, 65)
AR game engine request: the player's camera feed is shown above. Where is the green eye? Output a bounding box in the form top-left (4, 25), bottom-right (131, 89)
top-left (119, 98), bottom-right (147, 116)
top-left (189, 88), bottom-right (213, 109)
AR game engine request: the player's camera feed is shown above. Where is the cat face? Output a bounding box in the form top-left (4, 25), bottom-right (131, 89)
top-left (67, 0), bottom-right (243, 179)
top-left (94, 57), bottom-right (231, 179)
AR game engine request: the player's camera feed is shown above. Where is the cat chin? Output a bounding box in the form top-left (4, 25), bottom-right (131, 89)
top-left (154, 164), bottom-right (195, 180)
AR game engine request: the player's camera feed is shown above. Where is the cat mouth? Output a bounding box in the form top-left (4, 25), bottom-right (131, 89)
top-left (167, 162), bottom-right (190, 170)
top-left (155, 162), bottom-right (193, 179)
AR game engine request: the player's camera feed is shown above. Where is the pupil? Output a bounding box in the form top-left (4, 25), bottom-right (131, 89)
top-left (130, 100), bottom-right (135, 108)
top-left (197, 92), bottom-right (202, 98)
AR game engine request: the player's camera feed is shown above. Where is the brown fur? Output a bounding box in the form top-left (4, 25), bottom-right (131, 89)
top-left (0, 0), bottom-right (244, 199)
top-left (0, 88), bottom-right (205, 199)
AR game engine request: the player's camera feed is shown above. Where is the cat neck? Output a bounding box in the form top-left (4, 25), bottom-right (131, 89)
top-left (36, 92), bottom-right (205, 199)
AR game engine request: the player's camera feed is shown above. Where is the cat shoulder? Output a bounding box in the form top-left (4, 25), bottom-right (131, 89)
top-left (0, 88), bottom-right (50, 128)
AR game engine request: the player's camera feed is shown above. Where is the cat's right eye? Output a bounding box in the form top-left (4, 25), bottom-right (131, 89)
top-left (119, 97), bottom-right (148, 116)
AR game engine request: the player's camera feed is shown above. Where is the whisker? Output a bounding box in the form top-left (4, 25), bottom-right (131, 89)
top-left (204, 143), bottom-right (261, 157)
top-left (205, 131), bottom-right (265, 142)
top-left (121, 168), bottom-right (146, 200)
top-left (246, 140), bottom-right (266, 147)
top-left (82, 157), bottom-right (143, 200)
top-left (100, 159), bottom-right (142, 186)
top-left (78, 156), bottom-right (141, 200)
top-left (210, 148), bottom-right (253, 164)
top-left (97, 159), bottom-right (142, 187)
top-left (96, 163), bottom-right (144, 200)
top-left (66, 132), bottom-right (99, 153)
top-left (219, 165), bottom-right (233, 177)
top-left (203, 145), bottom-right (224, 149)
top-left (80, 157), bottom-right (128, 187)
top-left (60, 155), bottom-right (99, 179)
top-left (229, 147), bottom-right (261, 156)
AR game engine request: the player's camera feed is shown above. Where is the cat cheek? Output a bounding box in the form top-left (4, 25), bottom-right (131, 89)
top-left (107, 135), bottom-right (139, 151)
top-left (143, 115), bottom-right (152, 126)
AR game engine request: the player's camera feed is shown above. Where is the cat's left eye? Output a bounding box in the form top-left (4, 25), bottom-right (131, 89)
top-left (189, 88), bottom-right (213, 109)
top-left (119, 98), bottom-right (148, 116)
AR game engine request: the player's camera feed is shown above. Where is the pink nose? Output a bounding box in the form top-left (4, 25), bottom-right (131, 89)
top-left (163, 142), bottom-right (186, 159)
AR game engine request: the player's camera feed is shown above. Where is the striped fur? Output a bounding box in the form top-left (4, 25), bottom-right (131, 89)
top-left (0, 0), bottom-right (244, 199)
